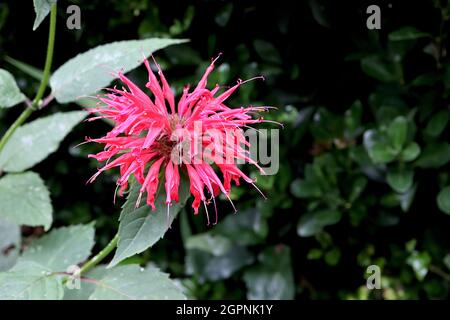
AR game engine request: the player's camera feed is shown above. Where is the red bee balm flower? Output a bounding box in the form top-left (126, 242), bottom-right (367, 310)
top-left (87, 55), bottom-right (273, 224)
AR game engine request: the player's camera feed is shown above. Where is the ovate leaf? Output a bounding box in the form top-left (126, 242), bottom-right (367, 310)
top-left (297, 210), bottom-right (342, 237)
top-left (415, 143), bottom-right (450, 168)
top-left (0, 172), bottom-right (52, 230)
top-left (437, 186), bottom-right (450, 215)
top-left (21, 224), bottom-right (95, 271)
top-left (388, 26), bottom-right (430, 41)
top-left (109, 177), bottom-right (190, 267)
top-left (361, 56), bottom-right (397, 83)
top-left (185, 233), bottom-right (232, 256)
top-left (387, 116), bottom-right (408, 151)
top-left (186, 246), bottom-right (254, 281)
top-left (386, 169), bottom-right (414, 193)
top-left (32, 0), bottom-right (57, 31)
top-left (50, 38), bottom-right (188, 103)
top-left (400, 142), bottom-right (421, 162)
top-left (0, 69), bottom-right (26, 108)
top-left (407, 251), bottom-right (431, 281)
top-left (367, 142), bottom-right (397, 164)
top-left (89, 265), bottom-right (185, 300)
top-left (425, 110), bottom-right (448, 137)
top-left (0, 111), bottom-right (86, 172)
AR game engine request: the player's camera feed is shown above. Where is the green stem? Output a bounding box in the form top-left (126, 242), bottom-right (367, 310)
top-left (79, 234), bottom-right (119, 275)
top-left (0, 4), bottom-right (57, 154)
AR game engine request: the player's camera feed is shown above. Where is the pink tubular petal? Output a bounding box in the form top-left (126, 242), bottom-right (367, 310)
top-left (141, 157), bottom-right (165, 210)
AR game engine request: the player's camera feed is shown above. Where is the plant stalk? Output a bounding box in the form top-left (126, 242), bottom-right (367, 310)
top-left (78, 234), bottom-right (119, 275)
top-left (0, 4), bottom-right (57, 154)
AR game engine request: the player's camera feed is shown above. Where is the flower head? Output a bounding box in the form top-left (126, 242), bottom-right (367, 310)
top-left (87, 55), bottom-right (272, 224)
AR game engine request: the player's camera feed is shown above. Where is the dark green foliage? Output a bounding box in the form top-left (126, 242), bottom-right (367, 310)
top-left (1, 0), bottom-right (449, 299)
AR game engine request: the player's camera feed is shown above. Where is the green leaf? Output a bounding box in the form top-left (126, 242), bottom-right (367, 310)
top-left (349, 176), bottom-right (368, 202)
top-left (425, 110), bottom-right (448, 137)
top-left (0, 219), bottom-right (20, 271)
top-left (0, 172), bottom-right (52, 230)
top-left (437, 186), bottom-right (450, 215)
top-left (367, 142), bottom-right (397, 164)
top-left (290, 179), bottom-right (322, 198)
top-left (399, 183), bottom-right (417, 212)
top-left (410, 73), bottom-right (440, 87)
top-left (214, 209), bottom-right (268, 246)
top-left (253, 39), bottom-right (282, 65)
top-left (0, 69), bottom-right (26, 108)
top-left (0, 260), bottom-right (63, 300)
top-left (361, 56), bottom-right (397, 83)
top-left (400, 142), bottom-right (421, 162)
top-left (109, 177), bottom-right (190, 268)
top-left (407, 251), bottom-right (431, 281)
top-left (4, 56), bottom-right (44, 81)
top-left (386, 169), bottom-right (414, 193)
top-left (324, 247), bottom-right (341, 266)
top-left (185, 233), bottom-right (232, 256)
top-left (186, 246), bottom-right (254, 281)
top-left (388, 26), bottom-right (430, 41)
top-left (415, 143), bottom-right (450, 168)
top-left (0, 111), bottom-right (86, 172)
top-left (243, 245), bottom-right (294, 300)
top-left (89, 265), bottom-right (185, 300)
top-left (50, 38), bottom-right (188, 103)
top-left (32, 0), bottom-right (57, 31)
top-left (21, 224), bottom-right (95, 271)
top-left (444, 254), bottom-right (450, 271)
top-left (297, 210), bottom-right (342, 237)
top-left (387, 116), bottom-right (408, 151)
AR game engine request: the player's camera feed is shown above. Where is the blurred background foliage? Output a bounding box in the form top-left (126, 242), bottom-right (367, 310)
top-left (1, 0), bottom-right (450, 299)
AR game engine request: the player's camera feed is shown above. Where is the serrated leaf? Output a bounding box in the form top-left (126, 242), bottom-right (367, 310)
top-left (0, 69), bottom-right (26, 108)
top-left (89, 265), bottom-right (185, 300)
top-left (437, 186), bottom-right (450, 215)
top-left (0, 219), bottom-right (20, 271)
top-left (32, 0), bottom-right (57, 31)
top-left (0, 172), bottom-right (52, 230)
top-left (0, 111), bottom-right (86, 172)
top-left (21, 224), bottom-right (95, 271)
top-left (50, 38), bottom-right (188, 103)
top-left (109, 177), bottom-right (190, 268)
top-left (0, 260), bottom-right (63, 300)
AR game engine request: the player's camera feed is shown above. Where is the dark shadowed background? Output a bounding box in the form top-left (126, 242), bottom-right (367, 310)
top-left (1, 0), bottom-right (449, 299)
